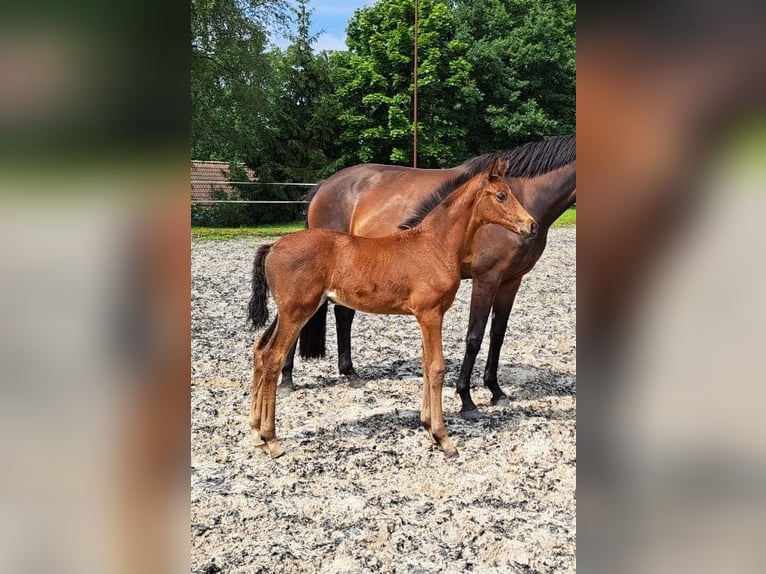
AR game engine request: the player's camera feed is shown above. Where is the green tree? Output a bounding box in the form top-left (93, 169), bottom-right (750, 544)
top-left (191, 0), bottom-right (289, 162)
top-left (250, 0), bottom-right (343, 182)
top-left (337, 0), bottom-right (479, 167)
top-left (453, 0), bottom-right (576, 151)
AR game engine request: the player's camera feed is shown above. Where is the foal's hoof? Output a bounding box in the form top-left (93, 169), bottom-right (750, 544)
top-left (459, 408), bottom-right (483, 421)
top-left (252, 430), bottom-right (265, 447)
top-left (491, 395), bottom-right (511, 407)
top-left (442, 442), bottom-right (459, 459)
top-left (277, 383), bottom-right (295, 397)
top-left (265, 439), bottom-right (285, 459)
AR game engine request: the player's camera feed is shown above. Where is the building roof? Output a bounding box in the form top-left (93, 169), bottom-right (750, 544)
top-left (191, 160), bottom-right (256, 202)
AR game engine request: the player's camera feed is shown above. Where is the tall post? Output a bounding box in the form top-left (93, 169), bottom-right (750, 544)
top-left (413, 0), bottom-right (418, 168)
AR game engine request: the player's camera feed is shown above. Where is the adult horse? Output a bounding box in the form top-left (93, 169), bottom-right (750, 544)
top-left (282, 134), bottom-right (575, 419)
top-left (248, 160), bottom-right (537, 458)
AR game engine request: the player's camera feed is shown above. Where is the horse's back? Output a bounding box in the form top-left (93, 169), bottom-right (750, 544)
top-left (307, 164), bottom-right (462, 237)
top-left (306, 164), bottom-right (392, 232)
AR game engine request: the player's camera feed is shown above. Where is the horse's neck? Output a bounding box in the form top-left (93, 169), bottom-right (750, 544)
top-left (517, 163), bottom-right (576, 229)
top-left (418, 185), bottom-right (480, 262)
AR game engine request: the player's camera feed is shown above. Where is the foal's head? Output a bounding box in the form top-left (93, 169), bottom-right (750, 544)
top-left (476, 159), bottom-right (538, 240)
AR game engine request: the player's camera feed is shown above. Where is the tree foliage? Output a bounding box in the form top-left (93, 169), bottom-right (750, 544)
top-left (454, 0), bottom-right (576, 151)
top-left (191, 0), bottom-right (290, 161)
top-left (191, 0), bottom-right (576, 224)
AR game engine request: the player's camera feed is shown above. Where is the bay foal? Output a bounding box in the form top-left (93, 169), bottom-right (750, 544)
top-left (247, 160), bottom-right (537, 459)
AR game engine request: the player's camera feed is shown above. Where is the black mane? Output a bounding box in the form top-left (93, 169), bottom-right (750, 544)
top-left (399, 134), bottom-right (576, 230)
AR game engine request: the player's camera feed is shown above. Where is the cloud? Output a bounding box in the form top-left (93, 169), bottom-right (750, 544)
top-left (313, 1), bottom-right (373, 16)
top-left (314, 32), bottom-right (347, 52)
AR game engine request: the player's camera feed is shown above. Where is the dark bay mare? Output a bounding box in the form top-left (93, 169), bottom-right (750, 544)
top-left (248, 160), bottom-right (537, 458)
top-left (281, 134), bottom-right (575, 418)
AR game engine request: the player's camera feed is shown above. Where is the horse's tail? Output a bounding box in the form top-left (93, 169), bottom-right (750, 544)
top-left (298, 299), bottom-right (328, 359)
top-left (248, 244), bottom-right (272, 330)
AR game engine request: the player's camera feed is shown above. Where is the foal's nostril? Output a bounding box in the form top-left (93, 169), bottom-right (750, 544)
top-left (530, 221), bottom-right (538, 236)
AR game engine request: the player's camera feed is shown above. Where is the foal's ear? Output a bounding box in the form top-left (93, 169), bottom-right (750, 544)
top-left (488, 158), bottom-right (508, 181)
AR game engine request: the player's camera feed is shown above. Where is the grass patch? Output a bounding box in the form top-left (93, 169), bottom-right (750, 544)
top-left (192, 221), bottom-right (304, 240)
top-left (552, 206), bottom-right (576, 227)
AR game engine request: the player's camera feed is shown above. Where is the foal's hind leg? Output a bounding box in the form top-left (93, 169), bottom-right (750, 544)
top-left (256, 318), bottom-right (304, 459)
top-left (250, 320), bottom-right (276, 447)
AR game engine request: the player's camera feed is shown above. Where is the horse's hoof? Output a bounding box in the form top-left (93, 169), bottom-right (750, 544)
top-left (491, 395), bottom-right (511, 407)
top-left (277, 383), bottom-right (295, 397)
top-left (266, 440), bottom-right (285, 459)
top-left (252, 430), bottom-right (265, 447)
top-left (347, 374), bottom-right (365, 388)
top-left (460, 408), bottom-right (483, 421)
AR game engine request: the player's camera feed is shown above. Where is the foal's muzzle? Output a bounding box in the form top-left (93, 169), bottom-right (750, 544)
top-left (520, 220), bottom-right (538, 240)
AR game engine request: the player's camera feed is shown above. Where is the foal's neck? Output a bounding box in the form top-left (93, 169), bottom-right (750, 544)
top-left (417, 183), bottom-right (482, 263)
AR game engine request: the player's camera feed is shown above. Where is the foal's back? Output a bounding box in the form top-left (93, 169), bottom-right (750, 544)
top-left (266, 227), bottom-right (458, 316)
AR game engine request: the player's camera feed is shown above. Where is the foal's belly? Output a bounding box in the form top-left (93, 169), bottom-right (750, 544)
top-left (325, 288), bottom-right (413, 315)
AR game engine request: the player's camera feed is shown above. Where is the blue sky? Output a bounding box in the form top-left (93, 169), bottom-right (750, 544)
top-left (271, 0), bottom-right (377, 51)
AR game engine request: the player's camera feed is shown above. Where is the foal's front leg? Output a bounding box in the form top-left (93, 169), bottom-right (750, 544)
top-left (417, 310), bottom-right (457, 459)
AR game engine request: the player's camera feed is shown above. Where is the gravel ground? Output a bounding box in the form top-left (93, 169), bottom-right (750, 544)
top-left (191, 227), bottom-right (575, 574)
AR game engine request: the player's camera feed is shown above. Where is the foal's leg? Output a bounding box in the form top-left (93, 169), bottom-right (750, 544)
top-left (249, 348), bottom-right (266, 447)
top-left (417, 310), bottom-right (457, 459)
top-left (255, 319), bottom-right (303, 459)
top-left (250, 317), bottom-right (300, 458)
top-left (419, 339), bottom-right (432, 437)
top-left (334, 305), bottom-right (362, 386)
top-left (483, 278), bottom-right (522, 406)
top-left (456, 274), bottom-right (501, 419)
top-left (249, 320), bottom-right (276, 447)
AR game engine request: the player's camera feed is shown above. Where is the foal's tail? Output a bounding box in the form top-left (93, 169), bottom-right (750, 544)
top-left (298, 300), bottom-right (328, 359)
top-left (248, 244), bottom-right (272, 330)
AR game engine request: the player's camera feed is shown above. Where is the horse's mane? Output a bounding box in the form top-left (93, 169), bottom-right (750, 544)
top-left (399, 134), bottom-right (576, 230)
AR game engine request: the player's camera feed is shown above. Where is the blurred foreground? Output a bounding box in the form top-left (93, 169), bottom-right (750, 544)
top-left (579, 2), bottom-right (766, 572)
top-left (0, 2), bottom-right (190, 573)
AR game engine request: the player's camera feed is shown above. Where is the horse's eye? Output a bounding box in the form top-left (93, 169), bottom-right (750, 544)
top-left (496, 192), bottom-right (507, 202)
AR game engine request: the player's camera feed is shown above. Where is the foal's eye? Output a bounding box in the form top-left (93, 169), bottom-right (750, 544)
top-left (496, 192), bottom-right (507, 202)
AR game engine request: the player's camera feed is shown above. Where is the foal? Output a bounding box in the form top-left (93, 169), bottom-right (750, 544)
top-left (247, 159), bottom-right (537, 459)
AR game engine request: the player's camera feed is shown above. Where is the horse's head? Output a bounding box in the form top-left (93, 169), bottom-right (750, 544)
top-left (477, 159), bottom-right (538, 240)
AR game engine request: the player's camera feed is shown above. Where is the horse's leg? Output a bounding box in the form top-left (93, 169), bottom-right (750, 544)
top-left (278, 339), bottom-right (298, 396)
top-left (334, 305), bottom-right (362, 386)
top-left (483, 278), bottom-right (522, 406)
top-left (456, 275), bottom-right (501, 420)
top-left (417, 310), bottom-right (457, 459)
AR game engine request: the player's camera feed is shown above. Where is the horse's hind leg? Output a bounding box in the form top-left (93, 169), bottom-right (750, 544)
top-left (278, 339), bottom-right (298, 395)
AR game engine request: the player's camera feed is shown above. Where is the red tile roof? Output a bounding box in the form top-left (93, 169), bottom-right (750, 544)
top-left (191, 160), bottom-right (256, 202)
